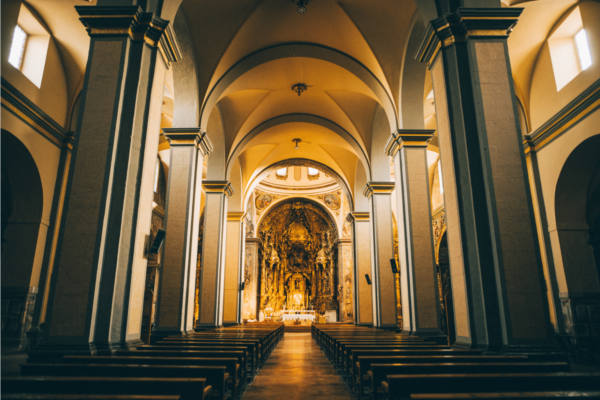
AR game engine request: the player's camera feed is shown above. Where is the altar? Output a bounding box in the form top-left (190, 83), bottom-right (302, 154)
top-left (280, 310), bottom-right (315, 325)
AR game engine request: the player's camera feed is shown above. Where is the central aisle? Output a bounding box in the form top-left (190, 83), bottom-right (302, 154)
top-left (242, 332), bottom-right (355, 399)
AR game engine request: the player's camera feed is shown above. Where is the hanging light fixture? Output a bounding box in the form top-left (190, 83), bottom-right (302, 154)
top-left (292, 0), bottom-right (308, 14)
top-left (292, 83), bottom-right (308, 96)
top-left (293, 138), bottom-right (302, 149)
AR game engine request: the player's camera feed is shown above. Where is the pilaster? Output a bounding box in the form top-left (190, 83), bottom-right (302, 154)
top-left (32, 6), bottom-right (177, 357)
top-left (416, 7), bottom-right (553, 350)
top-left (223, 211), bottom-right (247, 325)
top-left (154, 129), bottom-right (212, 339)
top-left (196, 181), bottom-right (234, 329)
top-left (363, 182), bottom-right (398, 328)
top-left (242, 237), bottom-right (261, 321)
top-left (387, 130), bottom-right (442, 336)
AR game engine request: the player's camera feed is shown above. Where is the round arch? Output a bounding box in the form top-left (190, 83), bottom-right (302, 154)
top-left (243, 158), bottom-right (355, 214)
top-left (554, 134), bottom-right (600, 293)
top-left (200, 42), bottom-right (399, 133)
top-left (1, 130), bottom-right (44, 289)
top-left (254, 195), bottom-right (341, 238)
top-left (226, 113), bottom-right (371, 181)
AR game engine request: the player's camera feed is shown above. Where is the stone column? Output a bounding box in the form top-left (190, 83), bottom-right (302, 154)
top-left (34, 6), bottom-right (176, 356)
top-left (386, 130), bottom-right (441, 336)
top-left (242, 238), bottom-right (261, 321)
top-left (197, 181), bottom-right (233, 329)
top-left (223, 212), bottom-right (246, 325)
top-left (154, 130), bottom-right (212, 338)
top-left (416, 8), bottom-right (552, 349)
top-left (347, 212), bottom-right (373, 326)
top-left (364, 183), bottom-right (398, 328)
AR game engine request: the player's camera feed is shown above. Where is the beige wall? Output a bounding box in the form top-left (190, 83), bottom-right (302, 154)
top-left (2, 0), bottom-right (69, 127)
top-left (529, 2), bottom-right (600, 131)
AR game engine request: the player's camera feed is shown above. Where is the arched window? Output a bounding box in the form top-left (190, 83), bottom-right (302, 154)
top-left (308, 167), bottom-right (319, 176)
top-left (276, 167), bottom-right (287, 177)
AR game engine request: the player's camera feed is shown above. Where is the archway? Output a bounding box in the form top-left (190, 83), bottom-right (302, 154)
top-left (255, 198), bottom-right (340, 324)
top-left (1, 130), bottom-right (44, 350)
top-left (554, 134), bottom-right (600, 347)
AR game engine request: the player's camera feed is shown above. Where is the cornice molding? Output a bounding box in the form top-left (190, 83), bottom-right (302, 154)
top-left (1, 78), bottom-right (73, 149)
top-left (363, 182), bottom-right (395, 198)
top-left (75, 5), bottom-right (181, 66)
top-left (227, 211), bottom-right (247, 221)
top-left (415, 7), bottom-right (523, 65)
top-left (347, 212), bottom-right (370, 222)
top-left (202, 180), bottom-right (234, 197)
top-left (524, 78), bottom-right (600, 154)
top-left (162, 128), bottom-right (213, 155)
top-left (385, 129), bottom-right (436, 157)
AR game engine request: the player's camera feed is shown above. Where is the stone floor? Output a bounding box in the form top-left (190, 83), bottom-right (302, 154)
top-left (242, 332), bottom-right (355, 400)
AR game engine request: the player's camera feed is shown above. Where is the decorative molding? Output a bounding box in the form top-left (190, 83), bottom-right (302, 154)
top-left (1, 78), bottom-right (72, 149)
top-left (75, 5), bottom-right (181, 67)
top-left (202, 180), bottom-right (234, 197)
top-left (162, 128), bottom-right (213, 155)
top-left (363, 182), bottom-right (395, 198)
top-left (227, 212), bottom-right (247, 221)
top-left (347, 212), bottom-right (370, 222)
top-left (415, 8), bottom-right (523, 65)
top-left (524, 78), bottom-right (600, 154)
top-left (386, 129), bottom-right (436, 157)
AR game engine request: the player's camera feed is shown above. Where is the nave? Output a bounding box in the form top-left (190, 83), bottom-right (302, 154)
top-left (242, 332), bottom-right (353, 400)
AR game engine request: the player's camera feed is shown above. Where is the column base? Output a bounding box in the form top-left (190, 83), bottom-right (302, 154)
top-left (150, 328), bottom-right (190, 343)
top-left (222, 322), bottom-right (239, 327)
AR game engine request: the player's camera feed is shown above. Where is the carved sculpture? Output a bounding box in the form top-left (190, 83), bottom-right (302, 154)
top-left (257, 200), bottom-right (338, 316)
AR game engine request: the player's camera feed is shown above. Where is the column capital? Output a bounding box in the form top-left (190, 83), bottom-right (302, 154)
top-left (363, 182), bottom-right (395, 198)
top-left (227, 211), bottom-right (247, 221)
top-left (347, 212), bottom-right (370, 223)
top-left (385, 129), bottom-right (436, 156)
top-left (202, 180), bottom-right (234, 197)
top-left (162, 128), bottom-right (213, 155)
top-left (415, 7), bottom-right (523, 65)
top-left (75, 6), bottom-right (182, 66)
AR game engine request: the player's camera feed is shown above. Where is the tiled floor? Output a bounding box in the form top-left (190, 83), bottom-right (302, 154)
top-left (242, 332), bottom-right (355, 399)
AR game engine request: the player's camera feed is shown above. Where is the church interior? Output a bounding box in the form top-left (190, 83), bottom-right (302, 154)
top-left (2, 0), bottom-right (600, 398)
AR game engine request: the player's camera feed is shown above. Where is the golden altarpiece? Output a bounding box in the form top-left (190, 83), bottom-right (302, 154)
top-left (256, 200), bottom-right (339, 323)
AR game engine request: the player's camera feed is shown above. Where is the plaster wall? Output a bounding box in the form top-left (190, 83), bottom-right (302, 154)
top-left (535, 111), bottom-right (600, 294)
top-left (126, 59), bottom-right (166, 337)
top-left (431, 57), bottom-right (470, 339)
top-left (529, 1), bottom-right (600, 131)
top-left (1, 0), bottom-right (69, 127)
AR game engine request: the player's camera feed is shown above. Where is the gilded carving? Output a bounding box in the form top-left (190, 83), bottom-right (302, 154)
top-left (257, 200), bottom-right (339, 317)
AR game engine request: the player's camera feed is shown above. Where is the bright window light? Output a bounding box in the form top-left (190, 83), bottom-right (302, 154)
top-left (575, 29), bottom-right (592, 70)
top-left (154, 160), bottom-right (160, 193)
top-left (437, 160), bottom-right (444, 194)
top-left (308, 167), bottom-right (319, 176)
top-left (9, 25), bottom-right (27, 69)
top-left (276, 167), bottom-right (287, 177)
top-left (426, 90), bottom-right (434, 99)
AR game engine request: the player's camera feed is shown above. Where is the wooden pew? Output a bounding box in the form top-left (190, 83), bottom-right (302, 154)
top-left (114, 349), bottom-right (250, 384)
top-left (368, 363), bottom-right (570, 400)
top-left (155, 340), bottom-right (261, 370)
top-left (1, 396), bottom-right (181, 400)
top-left (1, 377), bottom-right (211, 400)
top-left (409, 392), bottom-right (600, 400)
top-left (382, 373), bottom-right (600, 400)
top-left (20, 364), bottom-right (229, 400)
top-left (138, 345), bottom-right (256, 378)
top-left (62, 356), bottom-right (241, 400)
top-left (344, 348), bottom-right (483, 380)
top-left (353, 355), bottom-right (530, 397)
